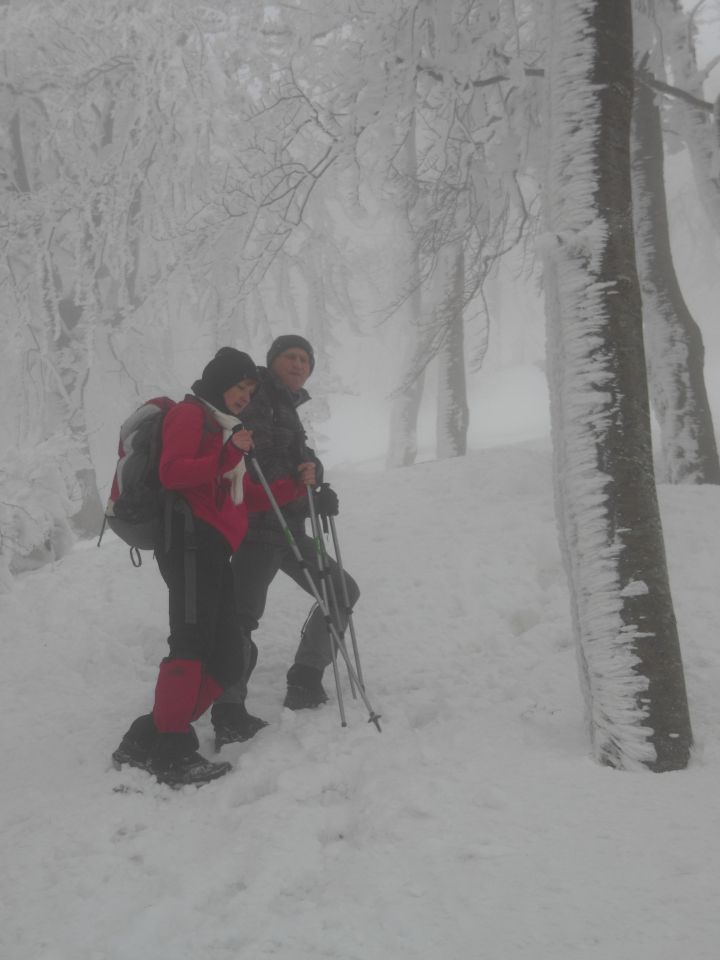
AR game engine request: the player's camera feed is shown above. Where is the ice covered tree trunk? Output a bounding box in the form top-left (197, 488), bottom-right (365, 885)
top-left (2, 83), bottom-right (104, 538)
top-left (45, 295), bottom-right (106, 536)
top-left (387, 113), bottom-right (426, 469)
top-left (387, 282), bottom-right (426, 468)
top-left (632, 75), bottom-right (720, 484)
top-left (541, 0), bottom-right (692, 771)
top-left (435, 240), bottom-right (469, 459)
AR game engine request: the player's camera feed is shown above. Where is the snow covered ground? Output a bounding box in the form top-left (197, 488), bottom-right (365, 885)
top-left (3, 439), bottom-right (720, 960)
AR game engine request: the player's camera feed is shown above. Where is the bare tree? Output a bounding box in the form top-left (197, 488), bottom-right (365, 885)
top-left (387, 111), bottom-right (427, 469)
top-left (385, 0), bottom-right (537, 464)
top-left (632, 67), bottom-right (720, 483)
top-left (660, 0), bottom-right (720, 236)
top-left (434, 240), bottom-right (469, 458)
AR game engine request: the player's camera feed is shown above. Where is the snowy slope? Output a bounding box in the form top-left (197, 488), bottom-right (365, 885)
top-left (2, 440), bottom-right (720, 960)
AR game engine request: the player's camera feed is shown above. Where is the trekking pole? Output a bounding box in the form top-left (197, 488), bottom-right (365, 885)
top-left (306, 489), bottom-right (349, 724)
top-left (327, 515), bottom-right (365, 692)
top-left (309, 499), bottom-right (359, 700)
top-left (242, 447), bottom-right (381, 732)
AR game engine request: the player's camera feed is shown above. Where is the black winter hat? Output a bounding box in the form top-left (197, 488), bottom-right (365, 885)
top-left (266, 335), bottom-right (315, 373)
top-left (193, 347), bottom-right (259, 412)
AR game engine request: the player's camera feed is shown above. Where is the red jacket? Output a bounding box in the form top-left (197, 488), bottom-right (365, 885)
top-left (159, 399), bottom-right (306, 551)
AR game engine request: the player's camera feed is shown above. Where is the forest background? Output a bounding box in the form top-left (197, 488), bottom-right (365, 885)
top-left (1, 0), bottom-right (719, 563)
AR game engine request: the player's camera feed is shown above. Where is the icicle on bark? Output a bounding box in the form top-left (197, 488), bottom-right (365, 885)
top-left (541, 0), bottom-right (692, 771)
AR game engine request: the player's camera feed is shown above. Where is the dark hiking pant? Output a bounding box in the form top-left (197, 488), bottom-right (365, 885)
top-left (215, 533), bottom-right (360, 705)
top-left (151, 515), bottom-right (249, 732)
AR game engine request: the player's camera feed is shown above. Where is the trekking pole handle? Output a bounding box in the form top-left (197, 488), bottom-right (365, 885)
top-left (230, 421), bottom-right (255, 456)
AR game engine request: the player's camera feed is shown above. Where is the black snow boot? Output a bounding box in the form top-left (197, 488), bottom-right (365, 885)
top-left (283, 663), bottom-right (329, 710)
top-left (151, 729), bottom-right (232, 787)
top-left (112, 714), bottom-right (157, 772)
top-left (211, 701), bottom-right (268, 752)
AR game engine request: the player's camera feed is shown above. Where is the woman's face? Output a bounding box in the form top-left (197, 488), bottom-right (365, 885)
top-left (223, 378), bottom-right (257, 416)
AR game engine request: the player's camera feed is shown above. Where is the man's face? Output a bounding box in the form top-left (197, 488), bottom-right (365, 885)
top-left (271, 348), bottom-right (312, 392)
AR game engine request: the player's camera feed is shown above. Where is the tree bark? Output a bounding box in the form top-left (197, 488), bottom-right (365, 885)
top-left (387, 282), bottom-right (426, 468)
top-left (51, 295), bottom-right (105, 537)
top-left (387, 112), bottom-right (426, 468)
top-left (4, 93), bottom-right (104, 538)
top-left (631, 74), bottom-right (720, 484)
top-left (435, 240), bottom-right (469, 459)
top-left (541, 0), bottom-right (692, 771)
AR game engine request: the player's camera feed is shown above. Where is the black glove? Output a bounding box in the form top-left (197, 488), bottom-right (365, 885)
top-left (314, 483), bottom-right (339, 518)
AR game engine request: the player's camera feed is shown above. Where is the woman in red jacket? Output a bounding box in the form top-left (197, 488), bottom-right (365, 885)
top-left (112, 348), bottom-right (311, 787)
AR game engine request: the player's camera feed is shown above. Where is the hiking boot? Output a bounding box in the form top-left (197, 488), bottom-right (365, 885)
top-left (283, 664), bottom-right (329, 710)
top-left (151, 730), bottom-right (231, 787)
top-left (112, 714), bottom-right (157, 772)
top-left (152, 751), bottom-right (232, 787)
top-left (211, 701), bottom-right (268, 752)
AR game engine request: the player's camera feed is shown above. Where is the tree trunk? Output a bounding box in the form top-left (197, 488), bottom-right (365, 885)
top-left (541, 0), bottom-right (692, 771)
top-left (5, 94), bottom-right (104, 537)
top-left (387, 111), bottom-right (426, 468)
top-left (662, 0), bottom-right (720, 237)
top-left (51, 295), bottom-right (105, 537)
top-left (632, 73), bottom-right (720, 484)
top-left (387, 281), bottom-right (426, 468)
top-left (435, 240), bottom-right (469, 459)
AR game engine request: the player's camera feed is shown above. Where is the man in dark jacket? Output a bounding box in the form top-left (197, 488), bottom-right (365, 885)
top-left (210, 334), bottom-right (360, 749)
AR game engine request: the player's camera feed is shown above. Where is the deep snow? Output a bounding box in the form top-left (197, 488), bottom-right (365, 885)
top-left (2, 439), bottom-right (720, 960)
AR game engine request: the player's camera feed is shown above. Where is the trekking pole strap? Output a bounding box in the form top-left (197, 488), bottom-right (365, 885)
top-left (307, 487), bottom-right (353, 702)
top-left (307, 489), bottom-right (339, 618)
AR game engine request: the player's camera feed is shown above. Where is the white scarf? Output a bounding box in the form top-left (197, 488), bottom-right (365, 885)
top-left (201, 402), bottom-right (247, 505)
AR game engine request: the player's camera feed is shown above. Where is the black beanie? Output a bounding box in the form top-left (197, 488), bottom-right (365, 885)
top-left (193, 347), bottom-right (259, 412)
top-left (266, 335), bottom-right (315, 373)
